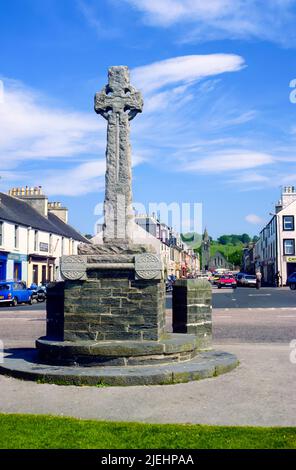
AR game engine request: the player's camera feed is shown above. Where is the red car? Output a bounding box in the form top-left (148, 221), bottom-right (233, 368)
top-left (217, 275), bottom-right (237, 289)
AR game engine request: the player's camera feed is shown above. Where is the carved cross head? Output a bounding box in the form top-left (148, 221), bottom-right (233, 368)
top-left (94, 66), bottom-right (143, 120)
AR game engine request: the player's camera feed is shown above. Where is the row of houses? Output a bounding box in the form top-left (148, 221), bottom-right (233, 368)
top-left (134, 214), bottom-right (200, 278)
top-left (243, 186), bottom-right (296, 285)
top-left (0, 187), bottom-right (88, 286)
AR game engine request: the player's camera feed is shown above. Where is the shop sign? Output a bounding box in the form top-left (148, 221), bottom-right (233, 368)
top-left (7, 253), bottom-right (28, 262)
top-left (39, 242), bottom-right (49, 252)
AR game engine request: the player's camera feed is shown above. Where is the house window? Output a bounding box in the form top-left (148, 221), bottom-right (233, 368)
top-left (14, 225), bottom-right (19, 249)
top-left (62, 237), bottom-right (65, 255)
top-left (49, 234), bottom-right (53, 254)
top-left (284, 239), bottom-right (295, 256)
top-left (0, 222), bottom-right (3, 246)
top-left (34, 230), bottom-right (38, 252)
top-left (283, 216), bottom-right (294, 231)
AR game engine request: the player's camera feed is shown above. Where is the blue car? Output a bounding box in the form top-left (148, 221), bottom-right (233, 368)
top-left (287, 272), bottom-right (296, 290)
top-left (0, 281), bottom-right (33, 306)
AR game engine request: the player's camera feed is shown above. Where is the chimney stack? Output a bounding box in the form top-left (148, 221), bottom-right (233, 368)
top-left (281, 186), bottom-right (296, 210)
top-left (8, 186), bottom-right (48, 217)
top-left (48, 201), bottom-right (68, 224)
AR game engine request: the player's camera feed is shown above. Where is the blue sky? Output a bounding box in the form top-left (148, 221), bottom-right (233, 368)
top-left (1, 0), bottom-right (296, 238)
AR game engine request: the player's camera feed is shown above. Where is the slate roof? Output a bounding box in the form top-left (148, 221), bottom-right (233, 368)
top-left (0, 192), bottom-right (89, 243)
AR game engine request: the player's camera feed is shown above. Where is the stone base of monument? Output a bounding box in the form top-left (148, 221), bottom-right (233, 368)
top-left (36, 334), bottom-right (200, 366)
top-left (0, 248), bottom-right (238, 386)
top-left (0, 348), bottom-right (238, 386)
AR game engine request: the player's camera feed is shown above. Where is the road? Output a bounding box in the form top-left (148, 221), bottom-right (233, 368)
top-left (213, 286), bottom-right (296, 344)
top-left (1, 287), bottom-right (296, 348)
top-left (1, 287), bottom-right (296, 426)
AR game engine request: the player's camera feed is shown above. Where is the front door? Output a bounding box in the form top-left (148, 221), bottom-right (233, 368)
top-left (14, 262), bottom-right (22, 281)
top-left (33, 264), bottom-right (39, 285)
top-left (41, 265), bottom-right (47, 285)
top-left (0, 261), bottom-right (6, 280)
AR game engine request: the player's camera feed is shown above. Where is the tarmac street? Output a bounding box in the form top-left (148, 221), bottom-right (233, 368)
top-left (0, 287), bottom-right (296, 426)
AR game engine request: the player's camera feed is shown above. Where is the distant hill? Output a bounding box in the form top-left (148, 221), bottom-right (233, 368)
top-left (210, 242), bottom-right (243, 267)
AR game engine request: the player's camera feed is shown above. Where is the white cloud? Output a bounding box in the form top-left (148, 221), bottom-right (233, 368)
top-left (131, 54), bottom-right (245, 94)
top-left (0, 78), bottom-right (105, 165)
top-left (40, 160), bottom-right (106, 196)
top-left (230, 172), bottom-right (270, 183)
top-left (0, 53), bottom-right (261, 197)
top-left (245, 214), bottom-right (264, 225)
top-left (185, 151), bottom-right (275, 173)
top-left (30, 154), bottom-right (145, 197)
top-left (124, 0), bottom-right (296, 45)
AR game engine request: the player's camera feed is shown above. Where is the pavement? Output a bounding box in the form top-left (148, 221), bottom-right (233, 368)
top-left (0, 287), bottom-right (296, 426)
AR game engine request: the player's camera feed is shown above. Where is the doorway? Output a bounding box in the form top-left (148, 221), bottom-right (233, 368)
top-left (32, 264), bottom-right (39, 285)
top-left (14, 262), bottom-right (22, 281)
top-left (0, 260), bottom-right (6, 280)
top-left (41, 265), bottom-right (47, 285)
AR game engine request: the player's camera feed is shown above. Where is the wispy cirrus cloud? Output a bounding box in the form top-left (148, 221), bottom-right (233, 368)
top-left (184, 150), bottom-right (275, 173)
top-left (0, 78), bottom-right (105, 166)
top-left (131, 54), bottom-right (245, 93)
top-left (0, 54), bottom-right (284, 197)
top-left (123, 0), bottom-right (296, 45)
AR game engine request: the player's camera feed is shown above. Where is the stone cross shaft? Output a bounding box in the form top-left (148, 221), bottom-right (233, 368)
top-left (95, 66), bottom-right (143, 243)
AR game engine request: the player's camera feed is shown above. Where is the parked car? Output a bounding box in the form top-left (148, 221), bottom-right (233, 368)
top-left (217, 275), bottom-right (237, 289)
top-left (287, 272), bottom-right (296, 290)
top-left (236, 273), bottom-right (257, 287)
top-left (0, 281), bottom-right (33, 306)
top-left (31, 285), bottom-right (47, 303)
top-left (210, 273), bottom-right (221, 285)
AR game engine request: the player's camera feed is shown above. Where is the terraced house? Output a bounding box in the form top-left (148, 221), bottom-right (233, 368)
top-left (254, 186), bottom-right (296, 285)
top-left (0, 187), bottom-right (88, 285)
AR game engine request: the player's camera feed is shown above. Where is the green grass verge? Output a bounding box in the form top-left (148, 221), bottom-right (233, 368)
top-left (0, 414), bottom-right (296, 449)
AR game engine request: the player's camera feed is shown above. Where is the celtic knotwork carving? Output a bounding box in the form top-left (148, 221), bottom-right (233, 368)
top-left (135, 254), bottom-right (162, 280)
top-left (61, 256), bottom-right (87, 281)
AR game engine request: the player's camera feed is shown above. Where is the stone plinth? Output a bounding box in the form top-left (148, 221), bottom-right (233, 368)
top-left (36, 250), bottom-right (170, 366)
top-left (36, 334), bottom-right (198, 366)
top-left (63, 273), bottom-right (165, 342)
top-left (173, 279), bottom-right (212, 349)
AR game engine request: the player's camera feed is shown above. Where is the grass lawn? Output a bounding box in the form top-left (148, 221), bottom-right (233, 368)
top-left (0, 414), bottom-right (296, 449)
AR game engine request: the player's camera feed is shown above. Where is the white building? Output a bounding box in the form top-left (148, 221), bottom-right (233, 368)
top-left (255, 186), bottom-right (296, 285)
top-left (0, 187), bottom-right (88, 285)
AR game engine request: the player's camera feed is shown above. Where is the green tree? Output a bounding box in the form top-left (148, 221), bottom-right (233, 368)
top-left (228, 249), bottom-right (243, 267)
top-left (241, 233), bottom-right (251, 244)
top-left (217, 235), bottom-right (231, 245)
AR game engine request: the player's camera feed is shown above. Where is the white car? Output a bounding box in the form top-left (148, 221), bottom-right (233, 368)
top-left (236, 273), bottom-right (257, 287)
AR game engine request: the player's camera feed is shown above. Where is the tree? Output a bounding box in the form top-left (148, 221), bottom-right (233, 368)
top-left (217, 235), bottom-right (231, 245)
top-left (228, 249), bottom-right (243, 268)
top-left (241, 233), bottom-right (251, 244)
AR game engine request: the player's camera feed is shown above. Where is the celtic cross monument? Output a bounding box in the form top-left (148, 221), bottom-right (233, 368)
top-left (1, 65), bottom-right (238, 386)
top-left (95, 66), bottom-right (143, 243)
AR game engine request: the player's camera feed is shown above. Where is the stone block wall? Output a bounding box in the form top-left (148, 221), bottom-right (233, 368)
top-left (62, 269), bottom-right (165, 341)
top-left (46, 282), bottom-right (65, 339)
top-left (172, 278), bottom-right (212, 349)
